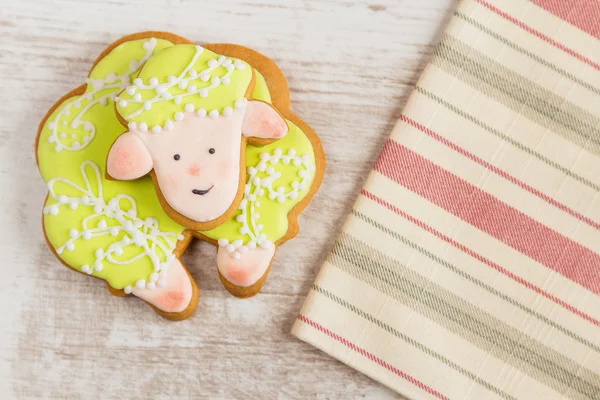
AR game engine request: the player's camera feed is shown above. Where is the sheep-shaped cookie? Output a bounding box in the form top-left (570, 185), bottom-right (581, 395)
top-left (36, 32), bottom-right (324, 320)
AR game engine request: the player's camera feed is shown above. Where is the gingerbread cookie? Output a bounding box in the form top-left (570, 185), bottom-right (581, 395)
top-left (35, 32), bottom-right (325, 320)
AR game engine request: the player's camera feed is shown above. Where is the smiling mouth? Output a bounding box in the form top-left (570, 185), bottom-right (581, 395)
top-left (192, 185), bottom-right (214, 196)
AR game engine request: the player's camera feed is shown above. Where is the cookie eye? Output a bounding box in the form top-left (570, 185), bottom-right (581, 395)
top-left (209, 148), bottom-right (215, 154)
top-left (174, 154), bottom-right (180, 161)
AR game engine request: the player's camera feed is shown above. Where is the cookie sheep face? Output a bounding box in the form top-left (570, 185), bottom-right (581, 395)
top-left (107, 100), bottom-right (287, 223)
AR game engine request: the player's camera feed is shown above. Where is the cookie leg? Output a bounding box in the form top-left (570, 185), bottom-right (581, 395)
top-left (132, 258), bottom-right (198, 320)
top-left (217, 246), bottom-right (276, 298)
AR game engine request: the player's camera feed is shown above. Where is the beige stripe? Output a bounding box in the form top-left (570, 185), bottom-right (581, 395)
top-left (431, 34), bottom-right (600, 155)
top-left (393, 122), bottom-right (600, 254)
top-left (295, 263), bottom-right (565, 400)
top-left (345, 204), bottom-right (600, 366)
top-left (329, 230), bottom-right (600, 398)
top-left (362, 166), bottom-right (600, 327)
top-left (446, 9), bottom-right (600, 116)
top-left (415, 65), bottom-right (600, 210)
top-left (408, 82), bottom-right (600, 221)
top-left (480, 0), bottom-right (600, 65)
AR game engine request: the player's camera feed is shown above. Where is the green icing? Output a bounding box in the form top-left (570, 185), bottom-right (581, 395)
top-left (37, 37), bottom-right (317, 290)
top-left (116, 44), bottom-right (253, 128)
top-left (251, 69), bottom-right (272, 103)
top-left (38, 38), bottom-right (185, 290)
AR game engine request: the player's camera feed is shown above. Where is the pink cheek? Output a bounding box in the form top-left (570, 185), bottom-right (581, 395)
top-left (166, 176), bottom-right (179, 189)
top-left (187, 164), bottom-right (201, 177)
top-left (218, 160), bottom-right (235, 179)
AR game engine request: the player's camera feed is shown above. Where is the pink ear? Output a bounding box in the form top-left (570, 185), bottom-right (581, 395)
top-left (106, 132), bottom-right (153, 180)
top-left (242, 101), bottom-right (288, 139)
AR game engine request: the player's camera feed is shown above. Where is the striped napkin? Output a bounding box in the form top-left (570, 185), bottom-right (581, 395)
top-left (292, 0), bottom-right (600, 399)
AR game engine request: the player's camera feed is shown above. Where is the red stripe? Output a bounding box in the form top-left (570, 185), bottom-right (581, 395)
top-left (399, 114), bottom-right (600, 231)
top-left (475, 0), bottom-right (600, 72)
top-left (532, 0), bottom-right (600, 39)
top-left (361, 189), bottom-right (600, 327)
top-left (374, 140), bottom-right (600, 294)
top-left (296, 314), bottom-right (450, 400)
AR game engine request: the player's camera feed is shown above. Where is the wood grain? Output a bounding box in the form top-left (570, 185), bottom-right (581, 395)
top-left (0, 0), bottom-right (457, 398)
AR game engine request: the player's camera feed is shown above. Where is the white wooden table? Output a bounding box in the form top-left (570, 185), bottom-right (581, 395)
top-left (0, 0), bottom-right (456, 398)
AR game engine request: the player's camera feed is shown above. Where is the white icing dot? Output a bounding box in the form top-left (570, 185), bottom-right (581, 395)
top-left (259, 152), bottom-right (269, 160)
top-left (235, 99), bottom-right (246, 109)
top-left (239, 227), bottom-right (248, 235)
top-left (196, 108), bottom-right (207, 117)
top-left (163, 92), bottom-right (173, 100)
top-left (174, 112), bottom-right (184, 121)
top-left (58, 195), bottom-right (68, 204)
top-left (69, 202), bottom-right (78, 210)
top-left (149, 77), bottom-right (158, 86)
top-left (109, 227), bottom-right (119, 236)
top-left (218, 238), bottom-right (229, 247)
top-left (60, 132), bottom-right (67, 139)
top-left (239, 245), bottom-right (248, 253)
top-left (291, 181), bottom-right (300, 190)
top-left (114, 247), bottom-right (123, 256)
top-left (134, 93), bottom-right (142, 101)
top-left (247, 166), bottom-right (257, 175)
top-left (126, 87), bottom-right (136, 95)
top-left (152, 125), bottom-right (162, 134)
top-left (298, 170), bottom-right (307, 178)
top-left (281, 156), bottom-right (290, 164)
top-left (94, 262), bottom-right (103, 272)
top-left (208, 59), bottom-right (218, 68)
top-left (134, 78), bottom-right (143, 86)
top-left (209, 109), bottom-right (219, 119)
top-left (178, 234), bottom-right (185, 241)
top-left (48, 136), bottom-right (56, 144)
top-left (247, 194), bottom-right (256, 201)
top-left (234, 60), bottom-right (247, 70)
top-left (255, 201), bottom-right (261, 207)
top-left (81, 195), bottom-right (90, 205)
top-left (200, 73), bottom-right (210, 82)
top-left (236, 215), bottom-right (245, 223)
top-left (164, 120), bottom-right (174, 131)
top-left (95, 248), bottom-right (104, 258)
top-left (150, 273), bottom-right (159, 282)
top-left (252, 177), bottom-right (261, 185)
top-left (48, 121), bottom-right (56, 129)
top-left (174, 95), bottom-right (182, 104)
top-left (223, 107), bottom-right (233, 117)
top-left (178, 80), bottom-right (188, 90)
top-left (233, 252), bottom-right (241, 260)
top-left (189, 69), bottom-right (198, 78)
top-left (277, 196), bottom-right (285, 204)
top-left (139, 122), bottom-right (148, 132)
top-left (223, 58), bottom-right (232, 67)
top-left (156, 84), bottom-right (168, 94)
top-left (128, 122), bottom-right (137, 131)
top-left (56, 247), bottom-right (63, 255)
top-left (97, 219), bottom-right (107, 230)
top-left (157, 280), bottom-right (166, 288)
top-left (218, 56), bottom-right (226, 64)
top-left (82, 230), bottom-right (92, 240)
top-left (66, 242), bottom-right (75, 251)
top-left (293, 158), bottom-right (302, 166)
top-left (93, 204), bottom-right (102, 213)
top-left (248, 241), bottom-right (257, 249)
top-left (168, 75), bottom-right (177, 84)
top-left (69, 229), bottom-right (78, 238)
top-left (143, 101), bottom-right (151, 110)
top-left (232, 239), bottom-right (243, 248)
top-left (106, 72), bottom-right (117, 82)
top-left (122, 236), bottom-right (131, 245)
top-left (81, 265), bottom-right (91, 274)
top-left (290, 192), bottom-right (299, 200)
top-left (124, 286), bottom-right (132, 294)
top-left (187, 84), bottom-right (197, 93)
top-left (119, 100), bottom-right (128, 107)
top-left (136, 279), bottom-right (146, 289)
top-left (211, 76), bottom-right (220, 85)
top-left (184, 104), bottom-right (195, 113)
top-left (145, 282), bottom-right (155, 290)
top-left (222, 77), bottom-right (231, 85)
top-left (260, 240), bottom-right (273, 249)
top-left (226, 244), bottom-right (235, 253)
top-left (127, 209), bottom-right (136, 218)
top-left (199, 89), bottom-right (208, 98)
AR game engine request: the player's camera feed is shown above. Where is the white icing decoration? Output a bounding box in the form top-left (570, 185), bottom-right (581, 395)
top-left (217, 148), bottom-right (313, 257)
top-left (46, 38), bottom-right (157, 153)
top-left (121, 45), bottom-right (248, 124)
top-left (43, 161), bottom-right (184, 288)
